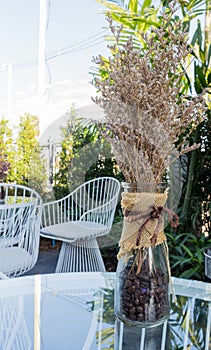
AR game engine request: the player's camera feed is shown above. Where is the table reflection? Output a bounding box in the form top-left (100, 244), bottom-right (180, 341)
top-left (0, 273), bottom-right (210, 350)
top-left (0, 295), bottom-right (31, 349)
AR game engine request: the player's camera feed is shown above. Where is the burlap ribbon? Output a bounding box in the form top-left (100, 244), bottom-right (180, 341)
top-left (118, 191), bottom-right (179, 259)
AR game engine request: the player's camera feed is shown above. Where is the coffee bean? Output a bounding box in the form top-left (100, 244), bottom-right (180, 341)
top-left (155, 295), bottom-right (160, 304)
top-left (123, 294), bottom-right (131, 302)
top-left (140, 281), bottom-right (149, 288)
top-left (124, 279), bottom-right (133, 288)
top-left (128, 274), bottom-right (136, 280)
top-left (141, 274), bottom-right (149, 282)
top-left (136, 306), bottom-right (144, 313)
top-left (125, 301), bottom-right (133, 308)
top-left (158, 276), bottom-right (164, 286)
top-left (129, 306), bottom-right (136, 315)
top-left (128, 285), bottom-right (136, 294)
top-left (134, 278), bottom-right (140, 289)
top-left (157, 286), bottom-right (163, 294)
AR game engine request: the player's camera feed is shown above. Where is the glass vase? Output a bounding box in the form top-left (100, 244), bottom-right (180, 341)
top-left (115, 182), bottom-right (171, 327)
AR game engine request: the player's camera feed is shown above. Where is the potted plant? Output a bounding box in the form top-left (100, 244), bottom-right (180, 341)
top-left (92, 5), bottom-right (207, 327)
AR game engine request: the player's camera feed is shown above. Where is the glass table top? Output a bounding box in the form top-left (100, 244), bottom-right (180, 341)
top-left (0, 272), bottom-right (210, 350)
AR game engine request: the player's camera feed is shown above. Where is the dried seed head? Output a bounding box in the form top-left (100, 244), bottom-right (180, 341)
top-left (92, 6), bottom-right (207, 184)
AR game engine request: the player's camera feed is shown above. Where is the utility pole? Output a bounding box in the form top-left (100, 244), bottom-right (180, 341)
top-left (2, 63), bottom-right (13, 118)
top-left (7, 63), bottom-right (12, 118)
top-left (38, 0), bottom-right (47, 100)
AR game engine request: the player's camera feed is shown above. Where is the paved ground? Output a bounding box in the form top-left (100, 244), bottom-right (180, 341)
top-left (24, 238), bottom-right (60, 276)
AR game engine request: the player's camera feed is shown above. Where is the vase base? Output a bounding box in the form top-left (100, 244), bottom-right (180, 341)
top-left (115, 312), bottom-right (169, 328)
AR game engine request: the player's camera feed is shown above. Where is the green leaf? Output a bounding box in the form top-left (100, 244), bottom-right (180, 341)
top-left (109, 12), bottom-right (136, 29)
top-left (125, 14), bottom-right (160, 27)
top-left (181, 244), bottom-right (193, 258)
top-left (195, 65), bottom-right (207, 87)
top-left (184, 233), bottom-right (198, 242)
top-left (128, 0), bottom-right (138, 13)
top-left (195, 247), bottom-right (203, 262)
top-left (179, 266), bottom-right (200, 279)
top-left (171, 255), bottom-right (188, 261)
top-left (191, 19), bottom-right (202, 48)
top-left (208, 72), bottom-right (211, 85)
top-left (191, 27), bottom-right (198, 46)
top-left (96, 0), bottom-right (125, 12)
top-left (199, 48), bottom-right (206, 65)
top-left (194, 78), bottom-right (203, 93)
top-left (140, 0), bottom-right (152, 14)
top-left (172, 258), bottom-right (192, 269)
top-left (207, 44), bottom-right (211, 67)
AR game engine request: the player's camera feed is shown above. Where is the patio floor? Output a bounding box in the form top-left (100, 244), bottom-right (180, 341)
top-left (24, 238), bottom-right (60, 276)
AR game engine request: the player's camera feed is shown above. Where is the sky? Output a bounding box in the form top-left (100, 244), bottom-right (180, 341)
top-left (0, 0), bottom-right (205, 139)
top-left (0, 0), bottom-right (110, 136)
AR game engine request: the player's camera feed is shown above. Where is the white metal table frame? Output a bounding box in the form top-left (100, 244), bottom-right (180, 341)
top-left (116, 276), bottom-right (211, 350)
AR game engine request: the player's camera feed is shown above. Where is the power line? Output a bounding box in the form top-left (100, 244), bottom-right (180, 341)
top-left (0, 30), bottom-right (108, 73)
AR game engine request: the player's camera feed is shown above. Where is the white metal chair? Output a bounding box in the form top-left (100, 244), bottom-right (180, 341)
top-left (0, 183), bottom-right (42, 278)
top-left (40, 177), bottom-right (121, 272)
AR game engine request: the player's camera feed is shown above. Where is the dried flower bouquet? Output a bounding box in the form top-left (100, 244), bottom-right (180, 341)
top-left (92, 8), bottom-right (207, 186)
top-left (91, 6), bottom-right (209, 327)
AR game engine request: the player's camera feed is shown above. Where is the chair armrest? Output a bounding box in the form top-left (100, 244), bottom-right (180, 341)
top-left (42, 193), bottom-right (81, 227)
top-left (79, 197), bottom-right (117, 228)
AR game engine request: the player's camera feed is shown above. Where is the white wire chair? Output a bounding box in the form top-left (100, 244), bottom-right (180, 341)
top-left (0, 183), bottom-right (42, 278)
top-left (40, 177), bottom-right (121, 272)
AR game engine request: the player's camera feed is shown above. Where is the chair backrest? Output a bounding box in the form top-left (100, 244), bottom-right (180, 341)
top-left (73, 177), bottom-right (120, 217)
top-left (42, 177), bottom-right (121, 233)
top-left (0, 183), bottom-right (42, 248)
top-left (78, 177), bottom-right (121, 230)
top-left (0, 183), bottom-right (43, 278)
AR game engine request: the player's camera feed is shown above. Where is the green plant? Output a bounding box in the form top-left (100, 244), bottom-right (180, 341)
top-left (0, 118), bottom-right (15, 182)
top-left (0, 114), bottom-right (48, 194)
top-left (0, 153), bottom-right (10, 182)
top-left (166, 230), bottom-right (211, 279)
top-left (53, 116), bottom-right (123, 199)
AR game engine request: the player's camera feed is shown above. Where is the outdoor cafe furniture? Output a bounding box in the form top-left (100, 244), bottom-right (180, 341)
top-left (0, 183), bottom-right (42, 278)
top-left (0, 272), bottom-right (210, 349)
top-left (40, 177), bottom-right (121, 273)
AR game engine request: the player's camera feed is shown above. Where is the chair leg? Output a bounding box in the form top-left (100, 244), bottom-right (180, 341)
top-left (55, 238), bottom-right (106, 273)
